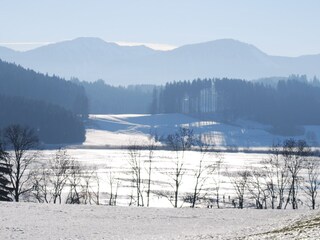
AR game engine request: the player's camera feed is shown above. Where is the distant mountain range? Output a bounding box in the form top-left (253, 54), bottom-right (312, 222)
top-left (0, 37), bottom-right (319, 85)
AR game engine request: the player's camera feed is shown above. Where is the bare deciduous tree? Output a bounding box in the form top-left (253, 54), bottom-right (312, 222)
top-left (31, 149), bottom-right (72, 204)
top-left (190, 139), bottom-right (212, 208)
top-left (283, 139), bottom-right (310, 209)
top-left (212, 152), bottom-right (224, 208)
top-left (303, 159), bottom-right (320, 209)
top-left (81, 170), bottom-right (100, 205)
top-left (49, 149), bottom-right (72, 204)
top-left (127, 144), bottom-right (144, 206)
top-left (2, 125), bottom-right (39, 202)
top-left (65, 160), bottom-right (82, 204)
top-left (145, 139), bottom-right (156, 207)
top-left (247, 169), bottom-right (269, 209)
top-left (262, 143), bottom-right (289, 209)
top-left (230, 170), bottom-right (250, 209)
top-left (107, 170), bottom-right (120, 206)
top-left (31, 165), bottom-right (50, 203)
top-left (165, 127), bottom-right (195, 208)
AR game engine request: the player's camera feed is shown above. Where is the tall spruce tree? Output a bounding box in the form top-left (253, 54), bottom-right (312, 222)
top-left (0, 145), bottom-right (13, 201)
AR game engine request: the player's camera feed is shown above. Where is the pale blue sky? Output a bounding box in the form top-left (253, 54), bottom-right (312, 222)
top-left (1, 0), bottom-right (319, 56)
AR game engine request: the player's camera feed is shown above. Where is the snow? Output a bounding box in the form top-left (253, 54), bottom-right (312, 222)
top-left (83, 114), bottom-right (320, 148)
top-left (0, 202), bottom-right (318, 239)
top-left (2, 114), bottom-right (320, 239)
top-left (37, 149), bottom-right (270, 208)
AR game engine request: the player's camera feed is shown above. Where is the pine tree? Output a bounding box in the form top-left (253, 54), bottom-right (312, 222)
top-left (0, 147), bottom-right (13, 201)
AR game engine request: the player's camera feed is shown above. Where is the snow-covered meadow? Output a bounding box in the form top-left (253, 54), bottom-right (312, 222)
top-left (3, 113), bottom-right (320, 239)
top-left (35, 114), bottom-right (320, 207)
top-left (1, 202), bottom-right (319, 239)
top-left (38, 148), bottom-right (268, 207)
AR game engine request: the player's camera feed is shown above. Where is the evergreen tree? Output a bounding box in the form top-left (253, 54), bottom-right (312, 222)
top-left (0, 145), bottom-right (13, 201)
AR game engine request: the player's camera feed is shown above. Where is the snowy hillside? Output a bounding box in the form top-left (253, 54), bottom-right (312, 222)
top-left (0, 202), bottom-right (319, 239)
top-left (83, 114), bottom-right (320, 148)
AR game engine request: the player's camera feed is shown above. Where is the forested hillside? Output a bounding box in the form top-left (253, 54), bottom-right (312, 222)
top-left (151, 76), bottom-right (320, 135)
top-left (0, 60), bottom-right (87, 144)
top-left (0, 95), bottom-right (85, 143)
top-left (0, 60), bottom-right (88, 116)
top-left (76, 79), bottom-right (153, 114)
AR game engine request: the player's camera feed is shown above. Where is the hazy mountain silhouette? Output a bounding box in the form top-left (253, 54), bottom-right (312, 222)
top-left (0, 38), bottom-right (319, 85)
top-left (0, 46), bottom-right (17, 60)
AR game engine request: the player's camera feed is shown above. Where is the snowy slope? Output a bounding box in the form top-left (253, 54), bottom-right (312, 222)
top-left (0, 202), bottom-right (318, 240)
top-left (83, 114), bottom-right (320, 148)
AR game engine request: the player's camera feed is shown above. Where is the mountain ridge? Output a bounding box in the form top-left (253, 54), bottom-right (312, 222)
top-left (0, 38), bottom-right (319, 85)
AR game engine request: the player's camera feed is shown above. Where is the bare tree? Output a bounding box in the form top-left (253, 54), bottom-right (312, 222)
top-left (127, 144), bottom-right (144, 206)
top-left (2, 125), bottom-right (39, 202)
top-left (31, 165), bottom-right (50, 203)
top-left (107, 170), bottom-right (120, 206)
top-left (212, 152), bottom-right (224, 208)
top-left (283, 139), bottom-right (310, 209)
top-left (145, 139), bottom-right (156, 207)
top-left (164, 127), bottom-right (194, 208)
top-left (247, 169), bottom-right (269, 209)
top-left (303, 159), bottom-right (320, 209)
top-left (262, 143), bottom-right (289, 209)
top-left (31, 149), bottom-right (100, 205)
top-left (81, 170), bottom-right (100, 205)
top-left (90, 172), bottom-right (100, 205)
top-left (65, 160), bottom-right (82, 204)
top-left (31, 149), bottom-right (72, 204)
top-left (230, 170), bottom-right (250, 209)
top-left (49, 149), bottom-right (72, 204)
top-left (191, 139), bottom-right (212, 208)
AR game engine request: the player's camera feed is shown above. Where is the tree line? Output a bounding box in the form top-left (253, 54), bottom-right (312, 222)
top-left (1, 125), bottom-right (319, 210)
top-left (150, 76), bottom-right (320, 135)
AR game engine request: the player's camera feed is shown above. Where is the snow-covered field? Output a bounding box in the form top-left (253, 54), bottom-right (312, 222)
top-left (38, 149), bottom-right (268, 207)
top-left (83, 114), bottom-right (320, 148)
top-left (32, 113), bottom-right (319, 208)
top-left (1, 202), bottom-right (319, 240)
top-left (58, 114), bottom-right (319, 207)
top-left (3, 114), bottom-right (320, 239)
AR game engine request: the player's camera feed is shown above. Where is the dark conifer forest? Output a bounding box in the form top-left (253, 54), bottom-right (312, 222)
top-left (151, 76), bottom-right (320, 135)
top-left (0, 60), bottom-right (87, 144)
top-left (75, 79), bottom-right (153, 114)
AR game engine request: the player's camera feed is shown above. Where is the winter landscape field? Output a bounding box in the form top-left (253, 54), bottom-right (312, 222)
top-left (1, 202), bottom-right (319, 239)
top-left (2, 113), bottom-right (314, 239)
top-left (41, 116), bottom-right (267, 208)
top-left (2, 1), bottom-right (320, 239)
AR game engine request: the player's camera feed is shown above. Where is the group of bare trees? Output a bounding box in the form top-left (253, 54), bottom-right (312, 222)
top-left (1, 124), bottom-right (320, 211)
top-left (125, 128), bottom-right (224, 208)
top-left (229, 139), bottom-right (320, 210)
top-left (0, 124), bottom-right (100, 205)
top-left (31, 149), bottom-right (100, 205)
top-left (124, 130), bottom-right (320, 210)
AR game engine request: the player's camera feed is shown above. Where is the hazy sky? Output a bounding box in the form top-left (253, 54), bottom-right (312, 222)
top-left (1, 0), bottom-right (320, 56)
